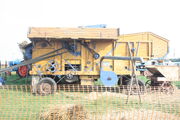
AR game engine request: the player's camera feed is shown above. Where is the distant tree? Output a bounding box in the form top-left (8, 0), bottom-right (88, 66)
top-left (170, 58), bottom-right (180, 62)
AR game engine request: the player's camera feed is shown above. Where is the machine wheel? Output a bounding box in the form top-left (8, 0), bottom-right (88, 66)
top-left (63, 69), bottom-right (79, 84)
top-left (145, 80), bottom-right (151, 86)
top-left (145, 80), bottom-right (152, 92)
top-left (160, 82), bottom-right (174, 94)
top-left (127, 79), bottom-right (145, 95)
top-left (46, 60), bottom-right (60, 73)
top-left (36, 77), bottom-right (57, 95)
top-left (17, 65), bottom-right (29, 77)
top-left (93, 53), bottom-right (100, 59)
top-left (64, 75), bottom-right (79, 84)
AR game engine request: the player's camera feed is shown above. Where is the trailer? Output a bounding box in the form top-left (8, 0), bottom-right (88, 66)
top-left (145, 65), bottom-right (180, 94)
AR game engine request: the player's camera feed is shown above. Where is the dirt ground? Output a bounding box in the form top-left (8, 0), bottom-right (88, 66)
top-left (96, 109), bottom-right (180, 120)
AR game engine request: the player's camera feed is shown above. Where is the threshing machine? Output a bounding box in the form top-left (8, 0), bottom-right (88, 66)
top-left (0, 27), bottom-right (171, 94)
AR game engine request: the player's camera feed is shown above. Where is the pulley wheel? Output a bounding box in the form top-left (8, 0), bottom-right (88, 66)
top-left (46, 60), bottom-right (60, 73)
top-left (100, 71), bottom-right (118, 86)
top-left (17, 65), bottom-right (29, 77)
top-left (93, 53), bottom-right (100, 59)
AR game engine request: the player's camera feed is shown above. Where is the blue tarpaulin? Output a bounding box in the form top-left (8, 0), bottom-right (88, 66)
top-left (0, 76), bottom-right (4, 85)
top-left (82, 24), bottom-right (107, 28)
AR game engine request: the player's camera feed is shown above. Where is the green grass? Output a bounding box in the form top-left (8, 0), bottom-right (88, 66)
top-left (87, 95), bottom-right (179, 116)
top-left (137, 75), bottom-right (149, 83)
top-left (0, 89), bottom-right (70, 119)
top-left (1, 72), bottom-right (31, 85)
top-left (0, 73), bottom-right (179, 119)
top-left (0, 87), bottom-right (179, 119)
top-left (173, 81), bottom-right (180, 89)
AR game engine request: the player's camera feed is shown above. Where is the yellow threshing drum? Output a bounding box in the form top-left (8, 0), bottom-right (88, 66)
top-left (28, 27), bottom-right (119, 84)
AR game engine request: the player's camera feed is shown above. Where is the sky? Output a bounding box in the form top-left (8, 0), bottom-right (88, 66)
top-left (0, 0), bottom-right (180, 62)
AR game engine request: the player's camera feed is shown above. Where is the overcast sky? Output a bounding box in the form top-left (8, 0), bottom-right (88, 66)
top-left (0, 0), bottom-right (180, 61)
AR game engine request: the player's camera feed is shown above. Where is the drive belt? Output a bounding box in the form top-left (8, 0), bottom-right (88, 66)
top-left (0, 48), bottom-right (67, 74)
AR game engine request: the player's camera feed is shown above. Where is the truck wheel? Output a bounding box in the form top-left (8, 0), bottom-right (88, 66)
top-left (127, 79), bottom-right (145, 95)
top-left (36, 77), bottom-right (57, 95)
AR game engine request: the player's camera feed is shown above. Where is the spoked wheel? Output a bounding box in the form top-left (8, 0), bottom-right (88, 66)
top-left (127, 79), bottom-right (145, 95)
top-left (64, 75), bottom-right (79, 84)
top-left (46, 60), bottom-right (60, 73)
top-left (63, 69), bottom-right (79, 84)
top-left (36, 77), bottom-right (57, 96)
top-left (17, 65), bottom-right (29, 77)
top-left (145, 80), bottom-right (151, 86)
top-left (160, 82), bottom-right (174, 94)
top-left (145, 80), bottom-right (152, 92)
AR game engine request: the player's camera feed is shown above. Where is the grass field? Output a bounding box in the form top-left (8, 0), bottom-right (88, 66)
top-left (1, 72), bottom-right (31, 85)
top-left (0, 85), bottom-right (179, 119)
top-left (0, 74), bottom-right (180, 119)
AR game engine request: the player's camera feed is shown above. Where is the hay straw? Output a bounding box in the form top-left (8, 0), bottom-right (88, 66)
top-left (40, 104), bottom-right (88, 120)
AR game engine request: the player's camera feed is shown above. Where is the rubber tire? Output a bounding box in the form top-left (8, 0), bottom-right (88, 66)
top-left (127, 79), bottom-right (145, 95)
top-left (36, 77), bottom-right (57, 96)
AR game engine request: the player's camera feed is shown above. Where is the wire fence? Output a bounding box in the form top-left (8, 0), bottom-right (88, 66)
top-left (0, 85), bottom-right (179, 120)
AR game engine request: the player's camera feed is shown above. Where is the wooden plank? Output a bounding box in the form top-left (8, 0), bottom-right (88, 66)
top-left (28, 27), bottom-right (118, 40)
top-left (118, 32), bottom-right (169, 59)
